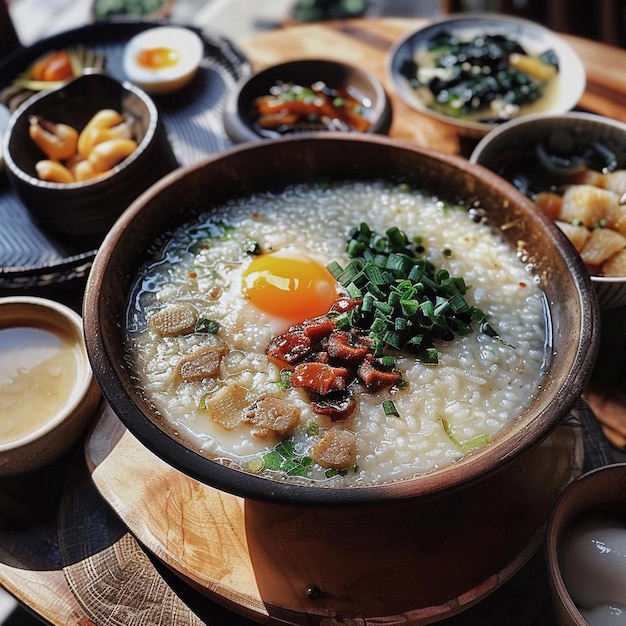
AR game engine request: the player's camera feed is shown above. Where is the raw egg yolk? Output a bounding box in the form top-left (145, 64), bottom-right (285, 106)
top-left (242, 250), bottom-right (338, 322)
top-left (136, 47), bottom-right (180, 70)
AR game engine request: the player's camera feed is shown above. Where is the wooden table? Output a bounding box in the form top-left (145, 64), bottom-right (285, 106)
top-left (0, 17), bottom-right (624, 626)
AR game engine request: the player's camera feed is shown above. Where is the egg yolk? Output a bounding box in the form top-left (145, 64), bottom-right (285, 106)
top-left (242, 250), bottom-right (338, 322)
top-left (136, 47), bottom-right (180, 70)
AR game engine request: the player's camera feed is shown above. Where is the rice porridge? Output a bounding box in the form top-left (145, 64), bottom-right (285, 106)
top-left (126, 181), bottom-right (548, 487)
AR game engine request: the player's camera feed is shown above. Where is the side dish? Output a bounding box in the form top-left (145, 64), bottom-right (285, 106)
top-left (126, 181), bottom-right (548, 487)
top-left (0, 46), bottom-right (105, 112)
top-left (122, 26), bottom-right (203, 94)
top-left (398, 30), bottom-right (560, 124)
top-left (27, 108), bottom-right (138, 183)
top-left (250, 80), bottom-right (373, 136)
top-left (491, 133), bottom-right (626, 277)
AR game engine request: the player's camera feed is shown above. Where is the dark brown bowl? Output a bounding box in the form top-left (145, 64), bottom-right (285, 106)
top-left (2, 72), bottom-right (178, 239)
top-left (223, 58), bottom-right (392, 143)
top-left (83, 134), bottom-right (599, 505)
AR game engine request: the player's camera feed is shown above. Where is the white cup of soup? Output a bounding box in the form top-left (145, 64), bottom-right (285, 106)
top-left (0, 296), bottom-right (101, 475)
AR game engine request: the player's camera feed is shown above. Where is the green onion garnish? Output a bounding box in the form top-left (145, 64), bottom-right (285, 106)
top-left (382, 400), bottom-right (399, 417)
top-left (194, 317), bottom-right (220, 334)
top-left (326, 222), bottom-right (510, 362)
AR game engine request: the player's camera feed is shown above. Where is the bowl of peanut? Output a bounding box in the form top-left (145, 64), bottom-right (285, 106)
top-left (2, 72), bottom-right (178, 239)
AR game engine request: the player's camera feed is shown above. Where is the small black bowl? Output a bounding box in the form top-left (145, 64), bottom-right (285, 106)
top-left (223, 58), bottom-right (393, 143)
top-left (2, 72), bottom-right (178, 240)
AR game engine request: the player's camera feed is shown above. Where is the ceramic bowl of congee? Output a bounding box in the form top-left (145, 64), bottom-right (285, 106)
top-left (84, 133), bottom-right (599, 505)
top-left (0, 296), bottom-right (101, 475)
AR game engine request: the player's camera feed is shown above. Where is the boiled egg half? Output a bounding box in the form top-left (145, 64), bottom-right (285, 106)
top-left (123, 26), bottom-right (203, 95)
top-left (242, 248), bottom-right (339, 334)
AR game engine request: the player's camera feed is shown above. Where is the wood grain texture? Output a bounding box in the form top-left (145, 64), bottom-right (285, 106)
top-left (85, 403), bottom-right (583, 625)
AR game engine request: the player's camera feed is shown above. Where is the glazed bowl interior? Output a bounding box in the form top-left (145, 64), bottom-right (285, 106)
top-left (546, 463), bottom-right (626, 625)
top-left (84, 134), bottom-right (599, 505)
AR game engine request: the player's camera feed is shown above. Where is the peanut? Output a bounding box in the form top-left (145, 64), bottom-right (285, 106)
top-left (87, 138), bottom-right (138, 172)
top-left (35, 159), bottom-right (75, 183)
top-left (77, 121), bottom-right (134, 160)
top-left (73, 158), bottom-right (103, 182)
top-left (77, 109), bottom-right (125, 159)
top-left (28, 115), bottom-right (78, 161)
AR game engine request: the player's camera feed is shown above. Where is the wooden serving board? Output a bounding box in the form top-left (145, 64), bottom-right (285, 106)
top-left (85, 404), bottom-right (583, 625)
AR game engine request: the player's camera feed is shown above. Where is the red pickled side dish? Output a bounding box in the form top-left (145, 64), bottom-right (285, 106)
top-left (251, 80), bottom-right (373, 136)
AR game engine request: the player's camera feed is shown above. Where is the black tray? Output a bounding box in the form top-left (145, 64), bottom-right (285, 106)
top-left (0, 20), bottom-right (250, 291)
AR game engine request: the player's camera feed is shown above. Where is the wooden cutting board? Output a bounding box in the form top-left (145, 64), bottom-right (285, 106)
top-left (85, 403), bottom-right (583, 625)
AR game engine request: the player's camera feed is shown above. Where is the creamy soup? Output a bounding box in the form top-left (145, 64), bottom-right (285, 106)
top-left (126, 181), bottom-right (548, 487)
top-left (0, 324), bottom-right (78, 443)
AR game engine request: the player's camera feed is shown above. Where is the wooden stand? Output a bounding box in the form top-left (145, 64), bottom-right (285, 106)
top-left (86, 404), bottom-right (582, 625)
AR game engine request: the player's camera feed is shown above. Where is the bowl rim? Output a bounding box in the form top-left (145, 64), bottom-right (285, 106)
top-left (223, 57), bottom-right (393, 143)
top-left (0, 295), bottom-right (95, 451)
top-left (386, 12), bottom-right (587, 136)
top-left (1, 72), bottom-right (160, 190)
top-left (84, 133), bottom-right (599, 505)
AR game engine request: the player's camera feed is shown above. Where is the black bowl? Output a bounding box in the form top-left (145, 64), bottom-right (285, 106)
top-left (223, 58), bottom-right (393, 143)
top-left (2, 72), bottom-right (178, 240)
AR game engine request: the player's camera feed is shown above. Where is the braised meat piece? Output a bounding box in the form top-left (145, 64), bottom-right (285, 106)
top-left (178, 342), bottom-right (228, 381)
top-left (150, 303), bottom-right (198, 336)
top-left (244, 395), bottom-right (301, 439)
top-left (311, 427), bottom-right (357, 469)
top-left (265, 304), bottom-right (403, 420)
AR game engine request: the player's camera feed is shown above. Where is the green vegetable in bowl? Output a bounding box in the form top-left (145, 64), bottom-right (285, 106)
top-left (92, 0), bottom-right (169, 20)
top-left (399, 31), bottom-right (559, 123)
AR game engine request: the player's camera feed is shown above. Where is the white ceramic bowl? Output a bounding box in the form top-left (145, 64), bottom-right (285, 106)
top-left (0, 296), bottom-right (101, 475)
top-left (470, 112), bottom-right (626, 309)
top-left (387, 13), bottom-right (586, 138)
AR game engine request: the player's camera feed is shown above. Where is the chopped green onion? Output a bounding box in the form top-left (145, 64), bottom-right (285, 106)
top-left (440, 418), bottom-right (489, 454)
top-left (325, 222), bottom-right (509, 362)
top-left (306, 421), bottom-right (320, 436)
top-left (382, 399), bottom-right (399, 417)
top-left (278, 369), bottom-right (292, 390)
top-left (194, 317), bottom-right (220, 334)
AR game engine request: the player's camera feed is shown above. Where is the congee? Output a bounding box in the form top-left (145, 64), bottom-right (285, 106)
top-left (126, 181), bottom-right (548, 486)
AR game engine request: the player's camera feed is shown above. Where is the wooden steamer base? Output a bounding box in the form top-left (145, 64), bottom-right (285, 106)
top-left (85, 404), bottom-right (582, 625)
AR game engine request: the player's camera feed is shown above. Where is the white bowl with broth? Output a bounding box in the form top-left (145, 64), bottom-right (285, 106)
top-left (84, 134), bottom-right (598, 505)
top-left (0, 296), bottom-right (101, 475)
